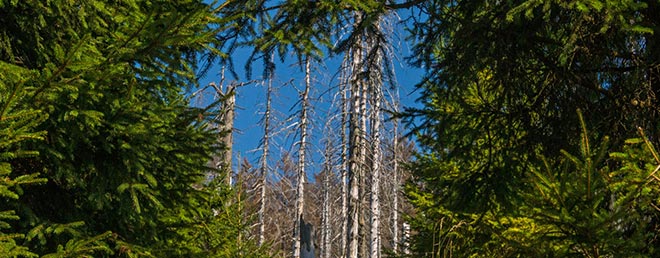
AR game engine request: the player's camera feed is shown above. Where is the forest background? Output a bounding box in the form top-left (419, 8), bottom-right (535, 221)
top-left (1, 0), bottom-right (660, 258)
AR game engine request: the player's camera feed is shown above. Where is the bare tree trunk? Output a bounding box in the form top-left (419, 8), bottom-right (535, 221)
top-left (369, 107), bottom-right (382, 258)
top-left (358, 54), bottom-right (369, 258)
top-left (348, 11), bottom-right (380, 258)
top-left (403, 221), bottom-right (410, 255)
top-left (369, 75), bottom-right (383, 258)
top-left (222, 85), bottom-right (235, 185)
top-left (259, 76), bottom-right (273, 247)
top-left (294, 57), bottom-right (311, 258)
top-left (347, 25), bottom-right (364, 258)
top-left (367, 17), bottom-right (387, 257)
top-left (392, 119), bottom-right (400, 254)
top-left (340, 55), bottom-right (350, 258)
top-left (321, 140), bottom-right (332, 258)
top-left (205, 68), bottom-right (257, 186)
top-left (203, 68), bottom-right (236, 186)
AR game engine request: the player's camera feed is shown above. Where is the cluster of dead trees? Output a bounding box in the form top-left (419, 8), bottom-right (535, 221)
top-left (202, 10), bottom-right (414, 258)
top-left (231, 133), bottom-right (415, 258)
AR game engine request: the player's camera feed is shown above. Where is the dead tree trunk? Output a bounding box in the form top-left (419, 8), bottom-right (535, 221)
top-left (347, 22), bottom-right (365, 258)
top-left (294, 57), bottom-right (311, 258)
top-left (392, 118), bottom-right (400, 254)
top-left (368, 72), bottom-right (383, 258)
top-left (204, 68), bottom-right (236, 186)
top-left (321, 140), bottom-right (333, 258)
top-left (258, 76), bottom-right (273, 247)
top-left (403, 221), bottom-right (410, 255)
top-left (222, 86), bottom-right (235, 185)
top-left (339, 54), bottom-right (350, 258)
top-left (367, 18), bottom-right (386, 258)
top-left (358, 66), bottom-right (368, 258)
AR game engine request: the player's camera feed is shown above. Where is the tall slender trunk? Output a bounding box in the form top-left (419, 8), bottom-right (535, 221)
top-left (340, 54), bottom-right (350, 258)
top-left (220, 84), bottom-right (235, 185)
top-left (347, 87), bottom-right (361, 258)
top-left (402, 221), bottom-right (410, 255)
top-left (369, 74), bottom-right (383, 258)
top-left (294, 57), bottom-right (311, 258)
top-left (321, 141), bottom-right (332, 258)
top-left (358, 54), bottom-right (369, 258)
top-left (259, 76), bottom-right (273, 247)
top-left (347, 19), bottom-right (364, 257)
top-left (392, 119), bottom-right (399, 254)
top-left (208, 71), bottom-right (255, 186)
top-left (367, 18), bottom-right (385, 256)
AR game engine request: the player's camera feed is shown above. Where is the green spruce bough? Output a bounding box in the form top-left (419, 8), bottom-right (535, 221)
top-left (0, 0), bottom-right (265, 257)
top-left (404, 0), bottom-right (660, 256)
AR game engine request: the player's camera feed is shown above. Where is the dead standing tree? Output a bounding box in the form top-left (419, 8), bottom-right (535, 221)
top-left (346, 16), bottom-right (366, 257)
top-left (293, 57), bottom-right (313, 258)
top-left (320, 138), bottom-right (333, 258)
top-left (342, 10), bottom-right (397, 258)
top-left (258, 75), bottom-right (274, 247)
top-left (192, 68), bottom-right (255, 185)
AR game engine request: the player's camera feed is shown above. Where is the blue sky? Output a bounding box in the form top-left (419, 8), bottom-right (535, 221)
top-left (196, 7), bottom-right (425, 178)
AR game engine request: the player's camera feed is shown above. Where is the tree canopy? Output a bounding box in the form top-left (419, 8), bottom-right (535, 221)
top-left (4, 0), bottom-right (660, 257)
top-left (403, 0), bottom-right (660, 256)
top-left (0, 0), bottom-right (264, 256)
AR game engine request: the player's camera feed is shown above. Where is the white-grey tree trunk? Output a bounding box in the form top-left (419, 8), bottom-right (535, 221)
top-left (321, 140), bottom-right (332, 258)
top-left (203, 69), bottom-right (235, 186)
top-left (369, 74), bottom-right (383, 258)
top-left (258, 76), bottom-right (273, 247)
top-left (392, 119), bottom-right (400, 254)
top-left (367, 18), bottom-right (385, 257)
top-left (403, 221), bottom-right (410, 255)
top-left (294, 57), bottom-right (311, 258)
top-left (347, 25), bottom-right (364, 258)
top-left (220, 84), bottom-right (235, 185)
top-left (339, 55), bottom-right (350, 258)
top-left (369, 105), bottom-right (382, 258)
top-left (358, 48), bottom-right (369, 258)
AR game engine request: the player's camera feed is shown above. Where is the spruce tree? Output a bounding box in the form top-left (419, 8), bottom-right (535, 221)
top-left (403, 0), bottom-right (660, 255)
top-left (0, 64), bottom-right (47, 257)
top-left (0, 0), bottom-right (264, 256)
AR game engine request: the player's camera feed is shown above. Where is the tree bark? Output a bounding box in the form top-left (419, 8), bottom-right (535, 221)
top-left (294, 57), bottom-right (311, 258)
top-left (369, 100), bottom-right (382, 258)
top-left (219, 84), bottom-right (235, 185)
top-left (367, 18), bottom-right (386, 258)
top-left (403, 221), bottom-right (410, 255)
top-left (321, 141), bottom-right (332, 258)
top-left (358, 49), bottom-right (369, 258)
top-left (347, 20), bottom-right (364, 257)
top-left (392, 119), bottom-right (399, 254)
top-left (258, 76), bottom-right (273, 247)
top-left (340, 54), bottom-right (350, 258)
top-left (369, 70), bottom-right (383, 258)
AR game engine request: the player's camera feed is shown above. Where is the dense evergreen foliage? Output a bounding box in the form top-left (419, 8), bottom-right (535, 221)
top-left (0, 0), bottom-right (264, 257)
top-left (4, 0), bottom-right (660, 256)
top-left (404, 0), bottom-right (660, 256)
